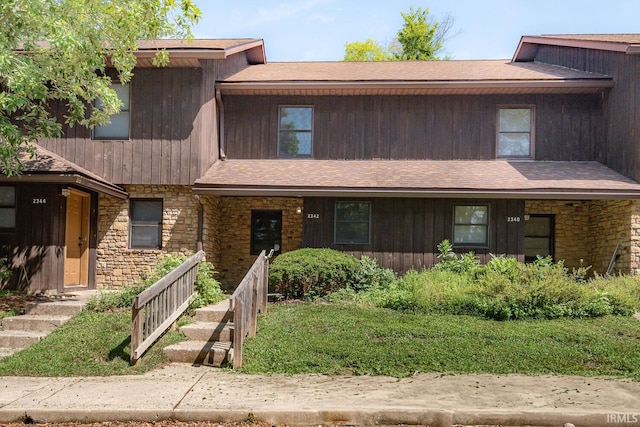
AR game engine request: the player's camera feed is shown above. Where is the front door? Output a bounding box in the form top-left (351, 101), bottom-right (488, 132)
top-left (64, 189), bottom-right (90, 287)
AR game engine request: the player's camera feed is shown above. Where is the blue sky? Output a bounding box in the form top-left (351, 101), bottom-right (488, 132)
top-left (192, 0), bottom-right (639, 62)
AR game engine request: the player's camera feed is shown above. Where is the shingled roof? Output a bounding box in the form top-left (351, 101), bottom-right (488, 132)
top-left (194, 159), bottom-right (640, 200)
top-left (218, 60), bottom-right (612, 95)
top-left (0, 145), bottom-right (127, 199)
top-left (513, 34), bottom-right (640, 61)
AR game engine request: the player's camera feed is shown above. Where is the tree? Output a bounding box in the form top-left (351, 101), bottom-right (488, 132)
top-left (0, 0), bottom-right (201, 175)
top-left (343, 6), bottom-right (455, 62)
top-left (344, 39), bottom-right (394, 62)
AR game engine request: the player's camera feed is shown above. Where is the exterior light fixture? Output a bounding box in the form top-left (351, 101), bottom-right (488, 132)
top-left (61, 188), bottom-right (71, 197)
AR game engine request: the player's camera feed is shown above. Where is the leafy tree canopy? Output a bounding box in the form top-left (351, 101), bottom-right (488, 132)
top-left (0, 0), bottom-right (201, 175)
top-left (343, 6), bottom-right (455, 62)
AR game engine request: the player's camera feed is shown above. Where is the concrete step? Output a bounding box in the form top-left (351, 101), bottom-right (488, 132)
top-left (1, 315), bottom-right (71, 333)
top-left (0, 330), bottom-right (48, 349)
top-left (0, 347), bottom-right (18, 359)
top-left (25, 301), bottom-right (84, 317)
top-left (163, 340), bottom-right (232, 366)
top-left (180, 322), bottom-right (234, 342)
top-left (194, 299), bottom-right (233, 323)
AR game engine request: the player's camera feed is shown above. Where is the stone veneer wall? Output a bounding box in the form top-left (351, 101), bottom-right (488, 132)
top-left (97, 185), bottom-right (199, 288)
top-left (525, 201), bottom-right (590, 270)
top-left (526, 200), bottom-right (639, 275)
top-left (218, 197), bottom-right (304, 290)
top-left (588, 200), bottom-right (633, 275)
top-left (200, 195), bottom-right (222, 270)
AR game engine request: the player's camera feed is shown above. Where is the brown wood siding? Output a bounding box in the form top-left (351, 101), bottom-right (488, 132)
top-left (535, 46), bottom-right (640, 181)
top-left (302, 197), bottom-right (525, 274)
top-left (0, 184), bottom-right (64, 291)
top-left (223, 94), bottom-right (602, 161)
top-left (39, 68), bottom-right (205, 185)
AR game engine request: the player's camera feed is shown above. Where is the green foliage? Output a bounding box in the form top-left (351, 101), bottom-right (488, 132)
top-left (343, 6), bottom-right (455, 62)
top-left (0, 310), bottom-right (185, 376)
top-left (433, 239), bottom-right (481, 275)
top-left (87, 253), bottom-right (222, 312)
top-left (396, 6), bottom-right (440, 60)
top-left (352, 255), bottom-right (396, 292)
top-left (269, 248), bottom-right (362, 299)
top-left (0, 0), bottom-right (200, 174)
top-left (241, 303), bottom-right (640, 380)
top-left (344, 39), bottom-right (394, 61)
top-left (0, 257), bottom-right (12, 284)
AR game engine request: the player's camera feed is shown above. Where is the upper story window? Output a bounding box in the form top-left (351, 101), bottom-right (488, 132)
top-left (93, 83), bottom-right (130, 140)
top-left (278, 106), bottom-right (313, 157)
top-left (129, 199), bottom-right (162, 249)
top-left (453, 205), bottom-right (489, 247)
top-left (497, 107), bottom-right (533, 158)
top-left (0, 186), bottom-right (16, 232)
top-left (335, 201), bottom-right (370, 244)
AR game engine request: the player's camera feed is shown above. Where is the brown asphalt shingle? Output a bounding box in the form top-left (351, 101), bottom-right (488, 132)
top-left (195, 159), bottom-right (640, 198)
top-left (221, 60), bottom-right (610, 83)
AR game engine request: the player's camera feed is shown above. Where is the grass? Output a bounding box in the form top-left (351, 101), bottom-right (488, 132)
top-left (0, 310), bottom-right (186, 376)
top-left (240, 302), bottom-right (640, 379)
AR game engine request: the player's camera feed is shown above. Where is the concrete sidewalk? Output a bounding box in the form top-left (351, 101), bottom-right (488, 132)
top-left (0, 364), bottom-right (638, 426)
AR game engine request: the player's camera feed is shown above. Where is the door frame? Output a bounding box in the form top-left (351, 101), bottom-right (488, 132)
top-left (63, 188), bottom-right (92, 289)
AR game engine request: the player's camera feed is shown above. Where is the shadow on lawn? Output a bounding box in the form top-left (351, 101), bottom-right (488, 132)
top-left (108, 336), bottom-right (131, 362)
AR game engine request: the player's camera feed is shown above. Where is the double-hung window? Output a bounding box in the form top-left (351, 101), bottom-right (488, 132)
top-left (335, 201), bottom-right (370, 244)
top-left (0, 186), bottom-right (16, 232)
top-left (497, 107), bottom-right (533, 158)
top-left (129, 199), bottom-right (162, 249)
top-left (278, 106), bottom-right (313, 157)
top-left (453, 205), bottom-right (489, 247)
top-left (93, 83), bottom-right (130, 140)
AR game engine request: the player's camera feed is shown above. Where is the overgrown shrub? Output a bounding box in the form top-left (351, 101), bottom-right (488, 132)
top-left (87, 253), bottom-right (223, 312)
top-left (432, 240), bottom-right (481, 276)
top-left (352, 255), bottom-right (396, 292)
top-left (366, 247), bottom-right (640, 321)
top-left (269, 248), bottom-right (362, 299)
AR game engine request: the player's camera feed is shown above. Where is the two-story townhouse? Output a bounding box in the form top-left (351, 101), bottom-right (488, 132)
top-left (0, 39), bottom-right (265, 292)
top-left (193, 35), bottom-right (640, 287)
top-left (2, 34), bottom-right (640, 293)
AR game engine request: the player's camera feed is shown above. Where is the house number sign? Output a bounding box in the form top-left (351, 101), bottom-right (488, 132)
top-left (32, 198), bottom-right (47, 204)
top-left (507, 216), bottom-right (521, 222)
top-left (307, 213), bottom-right (320, 219)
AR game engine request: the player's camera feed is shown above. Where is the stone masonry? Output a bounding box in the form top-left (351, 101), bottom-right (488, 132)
top-left (217, 196), bottom-right (303, 290)
top-left (96, 185), bottom-right (200, 288)
top-left (526, 200), bottom-right (640, 275)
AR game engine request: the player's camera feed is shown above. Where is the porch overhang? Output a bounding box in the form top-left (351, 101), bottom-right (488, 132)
top-left (0, 173), bottom-right (128, 199)
top-left (0, 145), bottom-right (128, 199)
top-left (194, 159), bottom-right (640, 201)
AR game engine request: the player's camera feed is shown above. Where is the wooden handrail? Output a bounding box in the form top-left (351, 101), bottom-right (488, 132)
top-left (232, 250), bottom-right (270, 368)
top-left (130, 250), bottom-right (205, 365)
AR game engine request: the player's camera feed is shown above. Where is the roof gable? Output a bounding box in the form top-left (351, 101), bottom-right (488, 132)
top-left (513, 34), bottom-right (640, 62)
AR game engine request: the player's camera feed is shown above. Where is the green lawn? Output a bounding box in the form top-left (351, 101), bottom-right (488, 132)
top-left (240, 302), bottom-right (640, 379)
top-left (0, 310), bottom-right (185, 376)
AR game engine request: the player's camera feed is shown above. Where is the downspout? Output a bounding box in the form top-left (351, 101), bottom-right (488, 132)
top-left (194, 194), bottom-right (204, 252)
top-left (215, 89), bottom-right (226, 160)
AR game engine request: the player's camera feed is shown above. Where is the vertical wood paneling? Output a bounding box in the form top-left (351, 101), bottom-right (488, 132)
top-left (302, 197), bottom-right (525, 274)
top-left (224, 94), bottom-right (601, 162)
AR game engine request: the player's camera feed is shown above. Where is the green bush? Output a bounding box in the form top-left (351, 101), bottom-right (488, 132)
top-left (364, 247), bottom-right (640, 321)
top-left (87, 253), bottom-right (223, 312)
top-left (269, 248), bottom-right (362, 299)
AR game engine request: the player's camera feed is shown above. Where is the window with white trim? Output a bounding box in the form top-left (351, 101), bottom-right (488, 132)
top-left (497, 107), bottom-right (533, 158)
top-left (453, 205), bottom-right (489, 247)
